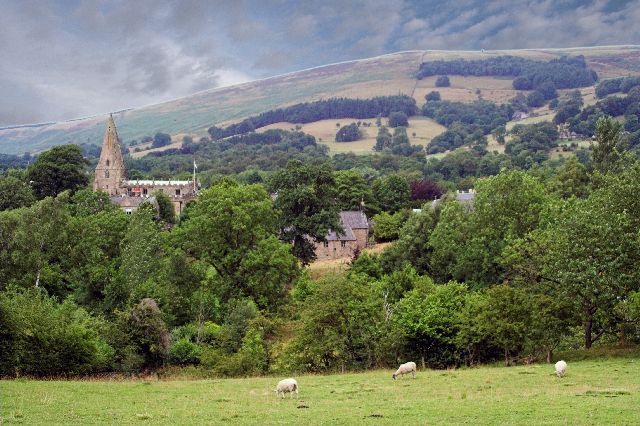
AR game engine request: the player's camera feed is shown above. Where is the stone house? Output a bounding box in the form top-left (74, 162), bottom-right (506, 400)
top-left (93, 115), bottom-right (198, 215)
top-left (315, 211), bottom-right (369, 260)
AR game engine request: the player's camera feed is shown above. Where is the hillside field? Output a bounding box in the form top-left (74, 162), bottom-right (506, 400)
top-left (258, 117), bottom-right (446, 154)
top-left (1, 356), bottom-right (639, 425)
top-left (2, 46), bottom-right (639, 155)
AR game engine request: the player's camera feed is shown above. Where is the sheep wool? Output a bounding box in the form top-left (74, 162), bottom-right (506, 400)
top-left (392, 361), bottom-right (417, 380)
top-left (555, 360), bottom-right (567, 378)
top-left (275, 378), bottom-right (299, 398)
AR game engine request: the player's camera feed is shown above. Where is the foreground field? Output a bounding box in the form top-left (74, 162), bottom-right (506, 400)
top-left (2, 357), bottom-right (639, 425)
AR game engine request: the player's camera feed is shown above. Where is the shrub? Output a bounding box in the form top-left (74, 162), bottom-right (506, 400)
top-left (425, 91), bottom-right (441, 102)
top-left (388, 111), bottom-right (409, 127)
top-left (169, 338), bottom-right (202, 365)
top-left (0, 288), bottom-right (111, 376)
top-left (335, 123), bottom-right (362, 142)
top-left (435, 76), bottom-right (450, 87)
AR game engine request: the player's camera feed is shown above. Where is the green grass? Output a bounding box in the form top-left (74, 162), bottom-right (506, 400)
top-left (2, 357), bottom-right (639, 425)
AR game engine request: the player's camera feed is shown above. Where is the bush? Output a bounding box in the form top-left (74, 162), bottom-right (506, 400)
top-left (425, 91), bottom-right (441, 102)
top-left (0, 288), bottom-right (112, 376)
top-left (388, 111), bottom-right (409, 127)
top-left (435, 76), bottom-right (451, 87)
top-left (335, 123), bottom-right (362, 142)
top-left (371, 211), bottom-right (407, 242)
top-left (169, 338), bottom-right (202, 365)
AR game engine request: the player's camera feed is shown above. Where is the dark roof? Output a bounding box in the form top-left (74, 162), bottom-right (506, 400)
top-left (431, 191), bottom-right (475, 209)
top-left (324, 211), bottom-right (368, 241)
top-left (339, 211), bottom-right (368, 229)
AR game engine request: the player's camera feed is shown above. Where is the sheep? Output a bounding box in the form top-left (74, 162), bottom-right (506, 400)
top-left (275, 378), bottom-right (299, 398)
top-left (392, 361), bottom-right (417, 380)
top-left (555, 360), bottom-right (567, 378)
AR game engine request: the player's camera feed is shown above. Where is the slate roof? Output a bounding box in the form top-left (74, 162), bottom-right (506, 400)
top-left (339, 211), bottom-right (368, 229)
top-left (325, 211), bottom-right (368, 241)
top-left (431, 191), bottom-right (476, 209)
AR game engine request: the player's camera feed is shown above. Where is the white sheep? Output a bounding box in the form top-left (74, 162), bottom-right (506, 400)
top-left (392, 361), bottom-right (417, 380)
top-left (275, 378), bottom-right (299, 398)
top-left (555, 360), bottom-right (567, 378)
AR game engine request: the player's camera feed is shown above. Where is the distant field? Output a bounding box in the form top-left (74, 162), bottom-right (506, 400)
top-left (414, 75), bottom-right (520, 105)
top-left (258, 117), bottom-right (446, 155)
top-left (2, 357), bottom-right (639, 425)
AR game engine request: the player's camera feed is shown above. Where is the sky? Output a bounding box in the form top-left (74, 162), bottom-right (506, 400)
top-left (1, 0), bottom-right (640, 127)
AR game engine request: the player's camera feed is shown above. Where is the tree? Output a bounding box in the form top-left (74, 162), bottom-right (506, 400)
top-left (289, 274), bottom-right (383, 371)
top-left (175, 180), bottom-right (299, 310)
top-left (372, 174), bottom-right (410, 213)
top-left (270, 161), bottom-right (341, 265)
top-left (335, 123), bottom-right (362, 142)
top-left (152, 133), bottom-right (172, 148)
top-left (504, 192), bottom-right (640, 349)
top-left (435, 76), bottom-right (450, 87)
top-left (388, 111), bottom-right (409, 128)
top-left (152, 191), bottom-right (176, 224)
top-left (371, 211), bottom-right (406, 242)
top-left (334, 170), bottom-right (375, 212)
top-left (374, 126), bottom-right (392, 151)
top-left (393, 282), bottom-right (467, 368)
top-left (27, 145), bottom-right (89, 199)
top-left (425, 91), bottom-right (441, 102)
top-left (410, 179), bottom-right (445, 203)
top-left (379, 209), bottom-right (437, 275)
top-left (547, 157), bottom-right (590, 199)
top-left (0, 175), bottom-right (35, 211)
top-left (592, 116), bottom-right (625, 174)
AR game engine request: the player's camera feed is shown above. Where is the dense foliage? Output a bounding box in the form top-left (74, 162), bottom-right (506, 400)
top-left (417, 55), bottom-right (597, 91)
top-left (207, 96), bottom-right (418, 140)
top-left (423, 100), bottom-right (512, 153)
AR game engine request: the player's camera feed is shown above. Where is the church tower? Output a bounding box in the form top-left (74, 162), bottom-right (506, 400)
top-left (93, 115), bottom-right (128, 195)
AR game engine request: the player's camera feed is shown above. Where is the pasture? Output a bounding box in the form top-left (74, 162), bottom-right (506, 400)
top-left (2, 357), bottom-right (639, 425)
top-left (258, 117), bottom-right (446, 155)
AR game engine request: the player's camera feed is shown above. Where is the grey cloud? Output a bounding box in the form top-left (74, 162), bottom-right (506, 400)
top-left (1, 0), bottom-right (640, 127)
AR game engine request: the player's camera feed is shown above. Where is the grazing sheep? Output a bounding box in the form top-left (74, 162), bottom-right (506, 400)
top-left (275, 378), bottom-right (299, 398)
top-left (555, 360), bottom-right (567, 378)
top-left (392, 362), bottom-right (417, 380)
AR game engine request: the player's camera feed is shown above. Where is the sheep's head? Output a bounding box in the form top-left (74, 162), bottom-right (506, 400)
top-left (392, 374), bottom-right (397, 380)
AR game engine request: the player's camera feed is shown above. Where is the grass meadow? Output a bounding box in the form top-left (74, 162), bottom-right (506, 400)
top-left (1, 355), bottom-right (639, 425)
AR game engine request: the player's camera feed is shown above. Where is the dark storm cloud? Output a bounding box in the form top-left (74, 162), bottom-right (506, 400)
top-left (0, 0), bottom-right (639, 126)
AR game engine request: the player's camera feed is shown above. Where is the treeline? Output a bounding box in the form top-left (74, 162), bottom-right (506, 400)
top-left (127, 129), bottom-right (327, 180)
top-left (417, 55), bottom-right (598, 91)
top-left (207, 96), bottom-right (418, 140)
top-left (595, 76), bottom-right (640, 98)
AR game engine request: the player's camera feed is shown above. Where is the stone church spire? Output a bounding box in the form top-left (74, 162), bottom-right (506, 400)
top-left (93, 114), bottom-right (128, 195)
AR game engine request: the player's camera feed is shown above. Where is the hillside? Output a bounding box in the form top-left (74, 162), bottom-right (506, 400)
top-left (1, 46), bottom-right (639, 155)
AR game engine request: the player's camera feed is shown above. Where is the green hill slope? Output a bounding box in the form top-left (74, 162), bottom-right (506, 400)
top-left (1, 46), bottom-right (639, 155)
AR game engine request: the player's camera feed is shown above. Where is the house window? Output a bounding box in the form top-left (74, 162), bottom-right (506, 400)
top-left (125, 208), bottom-right (132, 215)
top-left (323, 241), bottom-right (329, 248)
top-left (104, 170), bottom-right (109, 178)
top-left (175, 189), bottom-right (181, 196)
top-left (142, 188), bottom-right (148, 195)
top-left (341, 241), bottom-right (347, 248)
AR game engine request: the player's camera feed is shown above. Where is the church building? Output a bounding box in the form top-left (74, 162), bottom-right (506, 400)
top-left (93, 115), bottom-right (198, 214)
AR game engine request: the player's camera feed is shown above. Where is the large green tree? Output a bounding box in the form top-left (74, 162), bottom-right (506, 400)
top-left (27, 145), bottom-right (89, 199)
top-left (270, 160), bottom-right (341, 265)
top-left (175, 181), bottom-right (299, 311)
top-left (0, 175), bottom-right (35, 211)
top-left (504, 193), bottom-right (640, 348)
